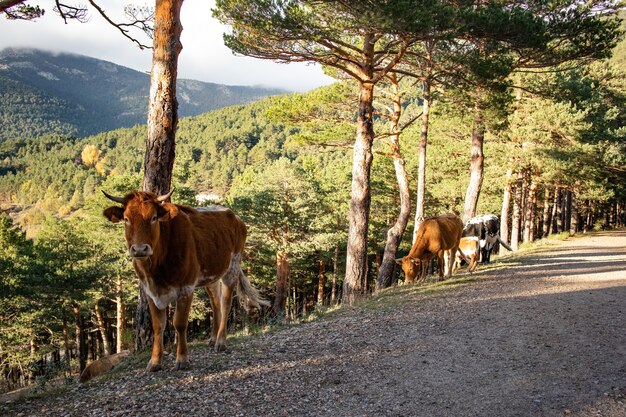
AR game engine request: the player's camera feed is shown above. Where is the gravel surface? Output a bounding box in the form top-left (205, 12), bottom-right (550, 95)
top-left (3, 230), bottom-right (626, 417)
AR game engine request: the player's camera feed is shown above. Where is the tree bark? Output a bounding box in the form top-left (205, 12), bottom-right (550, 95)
top-left (273, 252), bottom-right (289, 318)
top-left (136, 0), bottom-right (183, 351)
top-left (551, 185), bottom-right (560, 234)
top-left (142, 0), bottom-right (183, 195)
top-left (570, 192), bottom-right (579, 235)
top-left (511, 170), bottom-right (523, 250)
top-left (115, 275), bottom-right (125, 353)
top-left (94, 302), bottom-right (111, 357)
top-left (462, 103), bottom-right (485, 222)
top-left (499, 168), bottom-right (512, 255)
top-left (523, 177), bottom-right (537, 243)
top-left (413, 79), bottom-right (431, 242)
top-left (331, 242), bottom-right (339, 305)
top-left (377, 77), bottom-right (411, 289)
top-left (541, 186), bottom-right (552, 238)
top-left (73, 304), bottom-right (87, 372)
top-left (317, 260), bottom-right (325, 305)
top-left (343, 81), bottom-right (375, 306)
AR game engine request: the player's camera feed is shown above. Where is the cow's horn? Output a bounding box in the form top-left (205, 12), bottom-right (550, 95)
top-left (156, 188), bottom-right (175, 203)
top-left (102, 190), bottom-right (124, 204)
top-left (395, 258), bottom-right (403, 265)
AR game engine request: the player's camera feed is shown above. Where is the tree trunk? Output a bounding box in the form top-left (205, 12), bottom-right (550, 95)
top-left (555, 187), bottom-right (563, 233)
top-left (511, 170), bottom-right (523, 250)
top-left (134, 287), bottom-right (152, 352)
top-left (499, 168), bottom-right (512, 255)
top-left (94, 302), bottom-right (111, 356)
top-left (523, 177), bottom-right (537, 243)
top-left (551, 185), bottom-right (560, 234)
top-left (331, 242), bottom-right (339, 305)
top-left (136, 0), bottom-right (183, 351)
top-left (343, 81), bottom-right (375, 306)
top-left (413, 79), bottom-right (431, 242)
top-left (73, 304), bottom-right (87, 373)
top-left (116, 275), bottom-right (125, 353)
top-left (377, 77), bottom-right (411, 289)
top-left (541, 186), bottom-right (552, 238)
top-left (564, 190), bottom-right (572, 232)
top-left (462, 103), bottom-right (485, 222)
top-left (570, 192), bottom-right (579, 235)
top-left (62, 314), bottom-right (71, 375)
top-left (317, 260), bottom-right (325, 305)
top-left (273, 252), bottom-right (289, 318)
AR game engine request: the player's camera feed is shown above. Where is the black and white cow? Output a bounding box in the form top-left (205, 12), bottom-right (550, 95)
top-left (463, 214), bottom-right (500, 264)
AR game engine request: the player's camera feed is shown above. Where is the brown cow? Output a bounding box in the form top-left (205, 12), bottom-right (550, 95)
top-left (103, 190), bottom-right (268, 372)
top-left (397, 213), bottom-right (463, 283)
top-left (453, 236), bottom-right (480, 274)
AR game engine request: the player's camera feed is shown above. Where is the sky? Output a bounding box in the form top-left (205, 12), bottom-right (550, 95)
top-left (0, 0), bottom-right (335, 92)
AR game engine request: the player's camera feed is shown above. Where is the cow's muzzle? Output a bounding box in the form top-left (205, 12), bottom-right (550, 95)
top-left (129, 244), bottom-right (153, 258)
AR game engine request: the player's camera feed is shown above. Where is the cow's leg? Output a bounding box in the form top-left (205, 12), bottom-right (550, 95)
top-left (205, 281), bottom-right (222, 349)
top-left (447, 245), bottom-right (459, 278)
top-left (437, 252), bottom-right (445, 281)
top-left (146, 298), bottom-right (166, 372)
top-left (173, 291), bottom-right (193, 370)
top-left (214, 282), bottom-right (235, 352)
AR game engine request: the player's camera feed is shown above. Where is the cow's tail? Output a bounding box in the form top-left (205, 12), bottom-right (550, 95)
top-left (237, 270), bottom-right (270, 312)
top-left (497, 237), bottom-right (513, 252)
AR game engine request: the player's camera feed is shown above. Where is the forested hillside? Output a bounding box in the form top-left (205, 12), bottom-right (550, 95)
top-left (0, 6), bottom-right (625, 397)
top-left (0, 48), bottom-right (286, 141)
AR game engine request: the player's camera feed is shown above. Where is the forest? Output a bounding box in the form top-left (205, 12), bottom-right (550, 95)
top-left (0, 0), bottom-right (625, 395)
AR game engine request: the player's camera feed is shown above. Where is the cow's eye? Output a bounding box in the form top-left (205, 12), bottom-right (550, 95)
top-left (123, 217), bottom-right (130, 224)
top-left (151, 215), bottom-right (158, 224)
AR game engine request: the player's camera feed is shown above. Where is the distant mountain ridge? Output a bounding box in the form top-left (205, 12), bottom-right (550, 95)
top-left (0, 48), bottom-right (286, 141)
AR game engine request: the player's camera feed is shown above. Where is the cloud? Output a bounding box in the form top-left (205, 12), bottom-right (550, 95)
top-left (0, 0), bottom-right (334, 92)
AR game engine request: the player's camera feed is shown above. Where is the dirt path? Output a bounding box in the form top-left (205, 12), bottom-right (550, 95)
top-left (4, 230), bottom-right (626, 417)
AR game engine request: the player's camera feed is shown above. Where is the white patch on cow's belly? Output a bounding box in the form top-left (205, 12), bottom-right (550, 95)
top-left (142, 283), bottom-right (195, 310)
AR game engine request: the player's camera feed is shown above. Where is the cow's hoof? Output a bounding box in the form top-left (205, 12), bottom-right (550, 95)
top-left (174, 360), bottom-right (191, 371)
top-left (208, 338), bottom-right (216, 347)
top-left (146, 362), bottom-right (162, 372)
top-left (214, 343), bottom-right (227, 353)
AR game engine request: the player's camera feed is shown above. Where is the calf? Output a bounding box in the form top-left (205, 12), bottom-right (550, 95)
top-left (453, 236), bottom-right (480, 274)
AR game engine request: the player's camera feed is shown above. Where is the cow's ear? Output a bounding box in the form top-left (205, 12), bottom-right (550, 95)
top-left (158, 202), bottom-right (179, 222)
top-left (103, 206), bottom-right (124, 223)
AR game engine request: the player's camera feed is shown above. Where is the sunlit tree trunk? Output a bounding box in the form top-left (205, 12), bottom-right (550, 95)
top-left (94, 301), bottom-right (111, 356)
top-left (331, 242), bottom-right (339, 304)
top-left (551, 185), bottom-right (560, 234)
top-left (136, 0), bottom-right (183, 351)
top-left (343, 80), bottom-right (375, 306)
top-left (413, 78), bottom-right (431, 241)
top-left (570, 192), bottom-right (579, 235)
top-left (116, 276), bottom-right (125, 353)
top-left (499, 168), bottom-right (512, 255)
top-left (541, 186), bottom-right (552, 238)
top-left (510, 170), bottom-right (523, 250)
top-left (462, 102), bottom-right (485, 222)
top-left (274, 252), bottom-right (289, 318)
top-left (317, 260), bottom-right (325, 305)
top-left (378, 75), bottom-right (411, 289)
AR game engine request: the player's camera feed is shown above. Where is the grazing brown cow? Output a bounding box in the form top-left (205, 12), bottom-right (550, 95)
top-left (103, 190), bottom-right (268, 372)
top-left (453, 236), bottom-right (480, 274)
top-left (397, 213), bottom-right (463, 283)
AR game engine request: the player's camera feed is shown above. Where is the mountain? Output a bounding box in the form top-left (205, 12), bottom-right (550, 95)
top-left (0, 48), bottom-right (287, 141)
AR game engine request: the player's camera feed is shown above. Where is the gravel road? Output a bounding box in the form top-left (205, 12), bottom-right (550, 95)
top-left (4, 230), bottom-right (626, 417)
